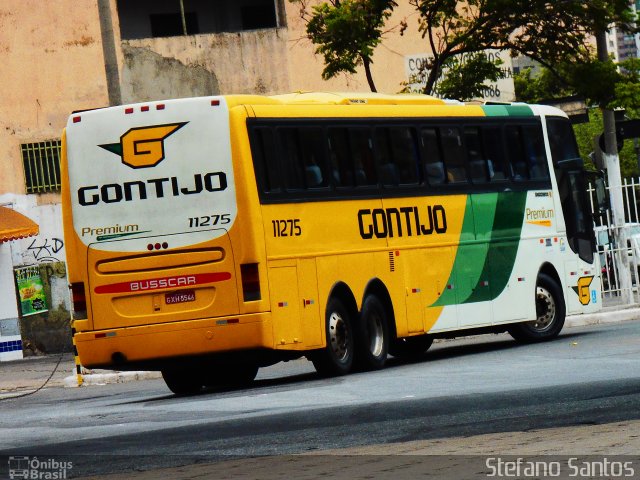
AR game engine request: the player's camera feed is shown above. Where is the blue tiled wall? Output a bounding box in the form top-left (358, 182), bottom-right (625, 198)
top-left (0, 340), bottom-right (22, 352)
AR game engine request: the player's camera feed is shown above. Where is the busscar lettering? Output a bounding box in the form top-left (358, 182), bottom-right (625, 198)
top-left (358, 205), bottom-right (447, 239)
top-left (130, 276), bottom-right (197, 292)
top-left (78, 172), bottom-right (227, 206)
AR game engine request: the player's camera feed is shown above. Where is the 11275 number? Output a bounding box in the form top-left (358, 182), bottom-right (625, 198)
top-left (272, 219), bottom-right (301, 237)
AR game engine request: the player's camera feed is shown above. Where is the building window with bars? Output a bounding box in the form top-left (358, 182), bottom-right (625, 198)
top-left (21, 140), bottom-right (62, 194)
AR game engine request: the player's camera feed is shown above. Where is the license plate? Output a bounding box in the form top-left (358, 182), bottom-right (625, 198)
top-left (165, 290), bottom-right (196, 305)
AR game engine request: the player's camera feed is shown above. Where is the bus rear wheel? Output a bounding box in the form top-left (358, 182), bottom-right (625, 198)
top-left (311, 297), bottom-right (354, 376)
top-left (161, 369), bottom-right (203, 395)
top-left (354, 295), bottom-right (389, 370)
top-left (204, 364), bottom-right (259, 388)
top-left (389, 335), bottom-right (433, 359)
top-left (508, 273), bottom-right (565, 343)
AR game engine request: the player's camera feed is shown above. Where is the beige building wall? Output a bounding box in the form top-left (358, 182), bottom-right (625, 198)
top-left (121, 28), bottom-right (291, 101)
top-left (118, 1), bottom-right (432, 101)
top-left (0, 0), bottom-right (109, 196)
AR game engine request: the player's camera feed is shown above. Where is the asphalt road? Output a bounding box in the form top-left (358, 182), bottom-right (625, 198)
top-left (1, 320), bottom-right (639, 478)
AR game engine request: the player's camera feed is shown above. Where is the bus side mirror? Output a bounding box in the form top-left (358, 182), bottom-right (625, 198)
top-left (594, 175), bottom-right (608, 214)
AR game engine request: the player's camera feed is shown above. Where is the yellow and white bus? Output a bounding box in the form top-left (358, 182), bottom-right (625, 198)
top-left (62, 92), bottom-right (601, 394)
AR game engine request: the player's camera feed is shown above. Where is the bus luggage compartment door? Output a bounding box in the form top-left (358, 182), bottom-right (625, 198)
top-left (87, 232), bottom-right (239, 330)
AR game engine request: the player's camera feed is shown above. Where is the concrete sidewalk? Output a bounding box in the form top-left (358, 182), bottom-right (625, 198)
top-left (1, 307), bottom-right (639, 397)
top-left (0, 353), bottom-right (161, 397)
top-left (76, 420), bottom-right (640, 479)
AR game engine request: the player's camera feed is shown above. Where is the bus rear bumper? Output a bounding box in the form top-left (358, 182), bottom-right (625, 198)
top-left (74, 313), bottom-right (273, 369)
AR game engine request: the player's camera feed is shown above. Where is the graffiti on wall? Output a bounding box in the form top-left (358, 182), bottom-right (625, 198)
top-left (23, 237), bottom-right (64, 263)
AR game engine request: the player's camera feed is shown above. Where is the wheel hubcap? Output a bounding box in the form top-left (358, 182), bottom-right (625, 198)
top-left (368, 312), bottom-right (384, 358)
top-left (528, 285), bottom-right (556, 332)
top-left (329, 311), bottom-right (349, 362)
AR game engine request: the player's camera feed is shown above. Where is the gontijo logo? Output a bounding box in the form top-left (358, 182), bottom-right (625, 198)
top-left (78, 120), bottom-right (228, 206)
top-left (99, 122), bottom-right (187, 169)
top-left (572, 275), bottom-right (595, 305)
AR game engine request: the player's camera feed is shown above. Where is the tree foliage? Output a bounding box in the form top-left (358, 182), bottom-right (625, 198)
top-left (574, 109), bottom-right (639, 177)
top-left (612, 58), bottom-right (640, 118)
top-left (435, 53), bottom-right (502, 100)
top-left (513, 58), bottom-right (621, 107)
top-left (299, 0), bottom-right (397, 91)
top-left (293, 0), bottom-right (637, 100)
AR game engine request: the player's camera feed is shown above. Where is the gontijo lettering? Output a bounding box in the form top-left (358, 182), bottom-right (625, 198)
top-left (358, 205), bottom-right (447, 239)
top-left (77, 172), bottom-right (227, 206)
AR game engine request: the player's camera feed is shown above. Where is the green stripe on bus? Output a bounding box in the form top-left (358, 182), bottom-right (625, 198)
top-left (431, 191), bottom-right (527, 307)
top-left (432, 195), bottom-right (487, 307)
top-left (481, 105), bottom-right (533, 117)
top-left (464, 191), bottom-right (527, 303)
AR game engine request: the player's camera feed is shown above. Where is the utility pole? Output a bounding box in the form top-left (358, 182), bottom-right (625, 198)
top-left (596, 30), bottom-right (632, 303)
top-left (97, 0), bottom-right (122, 106)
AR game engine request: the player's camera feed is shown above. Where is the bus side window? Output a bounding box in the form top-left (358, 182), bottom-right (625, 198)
top-left (522, 125), bottom-right (549, 180)
top-left (505, 126), bottom-right (529, 181)
top-left (375, 127), bottom-right (420, 187)
top-left (328, 128), bottom-right (354, 188)
top-left (298, 127), bottom-right (329, 189)
top-left (440, 127), bottom-right (468, 183)
top-left (420, 127), bottom-right (445, 186)
top-left (464, 126), bottom-right (489, 183)
top-left (349, 128), bottom-right (377, 187)
top-left (278, 128), bottom-right (306, 190)
top-left (481, 126), bottom-right (508, 181)
top-left (251, 127), bottom-right (281, 193)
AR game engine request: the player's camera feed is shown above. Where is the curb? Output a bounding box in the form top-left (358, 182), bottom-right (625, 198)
top-left (566, 306), bottom-right (640, 327)
top-left (63, 370), bottom-right (161, 388)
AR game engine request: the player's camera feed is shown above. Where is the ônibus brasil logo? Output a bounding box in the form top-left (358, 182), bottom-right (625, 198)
top-left (99, 122), bottom-right (187, 169)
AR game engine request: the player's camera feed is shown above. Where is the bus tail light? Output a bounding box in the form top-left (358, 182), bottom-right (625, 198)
top-left (240, 263), bottom-right (261, 302)
top-left (70, 282), bottom-right (87, 320)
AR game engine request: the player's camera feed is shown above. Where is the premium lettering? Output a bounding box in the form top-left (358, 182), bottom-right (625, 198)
top-left (526, 207), bottom-right (554, 220)
top-left (81, 223), bottom-right (139, 237)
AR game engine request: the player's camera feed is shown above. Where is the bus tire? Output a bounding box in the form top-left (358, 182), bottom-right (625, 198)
top-left (205, 364), bottom-right (259, 388)
top-left (508, 273), bottom-right (565, 343)
top-left (161, 369), bottom-right (203, 395)
top-left (354, 295), bottom-right (389, 370)
top-left (312, 297), bottom-right (354, 376)
top-left (389, 335), bottom-right (433, 359)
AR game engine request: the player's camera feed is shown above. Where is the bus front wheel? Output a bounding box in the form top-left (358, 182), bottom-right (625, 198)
top-left (508, 273), bottom-right (566, 342)
top-left (311, 297), bottom-right (354, 376)
top-left (355, 295), bottom-right (389, 370)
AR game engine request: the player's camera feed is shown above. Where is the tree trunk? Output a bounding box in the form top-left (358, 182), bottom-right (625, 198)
top-left (363, 57), bottom-right (377, 92)
top-left (423, 58), bottom-right (441, 96)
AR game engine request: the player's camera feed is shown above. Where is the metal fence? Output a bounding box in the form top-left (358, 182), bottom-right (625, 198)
top-left (589, 177), bottom-right (640, 307)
